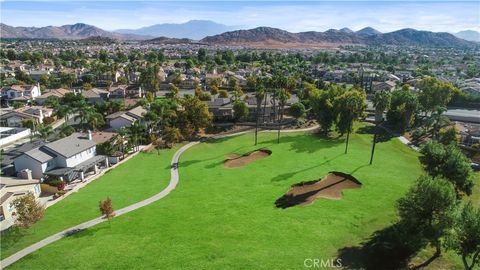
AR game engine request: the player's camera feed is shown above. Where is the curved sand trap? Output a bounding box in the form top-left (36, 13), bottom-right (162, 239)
top-left (224, 149), bottom-right (272, 168)
top-left (275, 171), bottom-right (362, 209)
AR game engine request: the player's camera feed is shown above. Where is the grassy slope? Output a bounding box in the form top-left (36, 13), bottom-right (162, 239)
top-left (1, 146), bottom-right (180, 259)
top-left (7, 130), bottom-right (424, 269)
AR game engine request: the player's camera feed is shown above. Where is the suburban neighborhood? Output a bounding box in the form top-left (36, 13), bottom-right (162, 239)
top-left (0, 1), bottom-right (479, 270)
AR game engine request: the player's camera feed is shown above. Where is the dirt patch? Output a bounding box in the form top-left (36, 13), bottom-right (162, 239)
top-left (275, 171), bottom-right (362, 209)
top-left (224, 148), bottom-right (272, 168)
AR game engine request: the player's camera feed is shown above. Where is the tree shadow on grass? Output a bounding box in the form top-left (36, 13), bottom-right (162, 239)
top-left (204, 160), bottom-right (225, 169)
top-left (356, 126), bottom-right (394, 143)
top-left (261, 134), bottom-right (345, 154)
top-left (271, 153), bottom-right (344, 182)
top-left (66, 226), bottom-right (108, 239)
top-left (337, 223), bottom-right (425, 270)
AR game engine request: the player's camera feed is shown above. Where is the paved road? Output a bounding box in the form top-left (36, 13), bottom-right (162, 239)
top-left (0, 126), bottom-right (319, 268)
top-left (0, 141), bottom-right (198, 269)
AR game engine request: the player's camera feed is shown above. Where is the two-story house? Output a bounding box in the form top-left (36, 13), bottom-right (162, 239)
top-left (13, 133), bottom-right (108, 182)
top-left (1, 84), bottom-right (41, 102)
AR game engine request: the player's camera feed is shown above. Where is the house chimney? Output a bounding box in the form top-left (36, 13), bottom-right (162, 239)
top-left (19, 169), bottom-right (32, 180)
top-left (88, 130), bottom-right (93, 140)
top-left (36, 82), bottom-right (41, 97)
top-left (38, 108), bottom-right (44, 122)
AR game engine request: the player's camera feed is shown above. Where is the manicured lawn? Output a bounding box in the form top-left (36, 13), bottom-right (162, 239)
top-left (6, 128), bottom-right (426, 269)
top-left (1, 146), bottom-right (180, 259)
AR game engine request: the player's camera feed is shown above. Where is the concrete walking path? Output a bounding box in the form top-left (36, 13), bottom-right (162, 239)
top-left (1, 126), bottom-right (318, 268)
top-left (0, 142), bottom-right (198, 269)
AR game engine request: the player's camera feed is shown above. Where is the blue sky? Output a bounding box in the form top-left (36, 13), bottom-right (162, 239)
top-left (1, 1), bottom-right (479, 32)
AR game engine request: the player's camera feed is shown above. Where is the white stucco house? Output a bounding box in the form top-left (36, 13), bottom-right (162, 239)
top-left (0, 173), bottom-right (41, 231)
top-left (106, 106), bottom-right (146, 130)
top-left (14, 133), bottom-right (108, 182)
top-left (0, 84), bottom-right (41, 101)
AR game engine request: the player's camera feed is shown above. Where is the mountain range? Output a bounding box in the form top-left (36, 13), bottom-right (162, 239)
top-left (1, 21), bottom-right (478, 49)
top-left (454, 30), bottom-right (480, 42)
top-left (115, 20), bottom-right (237, 40)
top-left (0, 23), bottom-right (150, 40)
top-left (199, 27), bottom-right (476, 48)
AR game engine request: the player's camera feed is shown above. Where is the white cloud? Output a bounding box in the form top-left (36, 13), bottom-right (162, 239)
top-left (1, 1), bottom-right (479, 33)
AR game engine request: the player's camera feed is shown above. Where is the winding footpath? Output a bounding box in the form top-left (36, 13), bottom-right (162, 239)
top-left (0, 126), bottom-right (319, 269)
top-left (1, 142), bottom-right (199, 269)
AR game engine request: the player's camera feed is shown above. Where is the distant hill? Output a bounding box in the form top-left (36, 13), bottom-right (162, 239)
top-left (141, 36), bottom-right (195, 45)
top-left (0, 23), bottom-right (150, 40)
top-left (201, 27), bottom-right (476, 48)
top-left (356, 27), bottom-right (382, 36)
top-left (115, 20), bottom-right (237, 40)
top-left (2, 22), bottom-right (476, 48)
top-left (366, 28), bottom-right (473, 47)
top-left (454, 30), bottom-right (480, 42)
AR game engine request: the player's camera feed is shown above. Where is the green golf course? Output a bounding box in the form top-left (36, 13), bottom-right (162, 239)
top-left (3, 128), bottom-right (435, 269)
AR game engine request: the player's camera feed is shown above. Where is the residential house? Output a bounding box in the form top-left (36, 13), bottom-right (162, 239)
top-left (1, 84), bottom-right (41, 102)
top-left (126, 85), bottom-right (143, 98)
top-left (372, 80), bottom-right (396, 93)
top-left (35, 88), bottom-right (72, 105)
top-left (0, 106), bottom-right (53, 127)
top-left (0, 174), bottom-right (41, 231)
top-left (82, 88), bottom-right (110, 103)
top-left (14, 132), bottom-right (108, 182)
top-left (106, 106), bottom-right (146, 130)
top-left (29, 70), bottom-right (50, 81)
top-left (207, 98), bottom-right (233, 121)
top-left (109, 85), bottom-right (127, 99)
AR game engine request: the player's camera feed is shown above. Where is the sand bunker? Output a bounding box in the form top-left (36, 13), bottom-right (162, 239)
top-left (224, 149), bottom-right (272, 168)
top-left (275, 171), bottom-right (362, 209)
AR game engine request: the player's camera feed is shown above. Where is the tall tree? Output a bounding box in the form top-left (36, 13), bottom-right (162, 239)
top-left (397, 176), bottom-right (457, 268)
top-left (419, 141), bottom-right (475, 196)
top-left (426, 106), bottom-right (450, 140)
top-left (254, 84), bottom-right (266, 145)
top-left (276, 88), bottom-right (291, 143)
top-left (418, 77), bottom-right (458, 115)
top-left (176, 96), bottom-right (212, 139)
top-left (334, 86), bottom-right (366, 153)
top-left (233, 100), bottom-right (249, 122)
top-left (310, 84), bottom-right (344, 135)
top-left (372, 90), bottom-right (391, 123)
top-left (446, 202), bottom-right (480, 270)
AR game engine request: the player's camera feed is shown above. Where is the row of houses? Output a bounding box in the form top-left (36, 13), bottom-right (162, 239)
top-left (1, 84), bottom-right (142, 106)
top-left (207, 93), bottom-right (300, 122)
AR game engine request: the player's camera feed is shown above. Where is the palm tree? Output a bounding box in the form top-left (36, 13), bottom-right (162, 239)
top-left (85, 112), bottom-right (105, 131)
top-left (113, 130), bottom-right (128, 159)
top-left (372, 90), bottom-right (391, 123)
top-left (428, 106), bottom-right (450, 140)
top-left (56, 124), bottom-right (75, 138)
top-left (74, 101), bottom-right (92, 130)
top-left (54, 104), bottom-right (74, 121)
top-left (276, 88), bottom-right (291, 143)
top-left (254, 85), bottom-right (266, 145)
top-left (36, 124), bottom-right (54, 142)
top-left (128, 122), bottom-right (146, 152)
